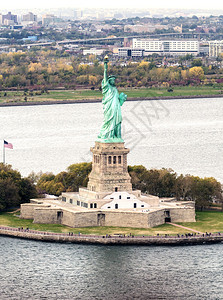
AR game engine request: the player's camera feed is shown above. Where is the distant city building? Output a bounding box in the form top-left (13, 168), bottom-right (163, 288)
top-left (118, 48), bottom-right (144, 57)
top-left (209, 40), bottom-right (223, 57)
top-left (199, 42), bottom-right (209, 56)
top-left (42, 14), bottom-right (57, 26)
top-left (132, 38), bottom-right (199, 56)
top-left (173, 24), bottom-right (183, 33)
top-left (124, 24), bottom-right (168, 33)
top-left (196, 26), bottom-right (216, 34)
top-left (123, 37), bottom-right (132, 48)
top-left (22, 12), bottom-right (37, 22)
top-left (0, 12), bottom-right (17, 25)
top-left (73, 10), bottom-right (78, 19)
top-left (73, 9), bottom-right (83, 19)
top-left (83, 48), bottom-right (105, 55)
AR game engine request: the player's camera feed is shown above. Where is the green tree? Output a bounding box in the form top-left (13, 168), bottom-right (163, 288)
top-left (0, 178), bottom-right (20, 210)
top-left (190, 177), bottom-right (223, 210)
top-left (19, 177), bottom-right (38, 203)
top-left (128, 165), bottom-right (148, 192)
top-left (66, 162), bottom-right (92, 191)
top-left (0, 163), bottom-right (37, 211)
top-left (191, 58), bottom-right (203, 67)
top-left (175, 174), bottom-right (193, 200)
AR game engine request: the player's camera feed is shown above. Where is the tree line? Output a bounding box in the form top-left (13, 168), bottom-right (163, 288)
top-left (0, 50), bottom-right (223, 90)
top-left (1, 162), bottom-right (222, 212)
top-left (36, 163), bottom-right (222, 211)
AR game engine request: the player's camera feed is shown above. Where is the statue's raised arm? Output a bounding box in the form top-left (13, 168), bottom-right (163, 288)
top-left (103, 55), bottom-right (108, 83)
top-left (97, 56), bottom-right (127, 143)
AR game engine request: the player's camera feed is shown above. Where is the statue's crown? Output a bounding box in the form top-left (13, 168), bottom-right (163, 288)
top-left (108, 75), bottom-right (116, 80)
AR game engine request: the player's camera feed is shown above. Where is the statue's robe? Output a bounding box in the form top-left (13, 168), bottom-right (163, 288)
top-left (98, 79), bottom-right (126, 142)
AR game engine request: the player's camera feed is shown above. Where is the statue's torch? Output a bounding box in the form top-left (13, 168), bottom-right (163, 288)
top-left (104, 55), bottom-right (109, 63)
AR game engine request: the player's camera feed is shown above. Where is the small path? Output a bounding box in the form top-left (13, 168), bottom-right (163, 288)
top-left (167, 222), bottom-right (204, 234)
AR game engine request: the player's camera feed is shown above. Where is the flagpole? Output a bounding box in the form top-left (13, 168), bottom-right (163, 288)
top-left (3, 140), bottom-right (5, 164)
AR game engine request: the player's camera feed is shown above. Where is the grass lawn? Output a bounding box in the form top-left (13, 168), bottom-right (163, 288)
top-left (0, 211), bottom-right (223, 236)
top-left (177, 211), bottom-right (223, 233)
top-left (0, 91), bottom-right (24, 103)
top-left (30, 86), bottom-right (223, 101)
top-left (1, 86), bottom-right (223, 104)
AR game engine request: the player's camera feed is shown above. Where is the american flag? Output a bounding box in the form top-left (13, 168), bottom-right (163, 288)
top-left (4, 140), bottom-right (13, 149)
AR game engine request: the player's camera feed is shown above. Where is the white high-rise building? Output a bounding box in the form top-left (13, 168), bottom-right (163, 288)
top-left (22, 12), bottom-right (37, 22)
top-left (209, 41), bottom-right (223, 57)
top-left (132, 38), bottom-right (199, 56)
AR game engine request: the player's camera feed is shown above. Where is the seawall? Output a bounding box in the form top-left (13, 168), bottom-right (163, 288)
top-left (1, 226), bottom-right (223, 246)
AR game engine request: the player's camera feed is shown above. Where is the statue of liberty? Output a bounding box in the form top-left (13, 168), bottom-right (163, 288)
top-left (97, 56), bottom-right (127, 143)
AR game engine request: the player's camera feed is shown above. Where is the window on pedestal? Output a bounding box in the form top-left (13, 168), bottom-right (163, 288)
top-left (115, 204), bottom-right (118, 209)
top-left (108, 156), bottom-right (111, 164)
top-left (118, 156), bottom-right (121, 164)
top-left (115, 187), bottom-right (118, 192)
top-left (113, 156), bottom-right (116, 164)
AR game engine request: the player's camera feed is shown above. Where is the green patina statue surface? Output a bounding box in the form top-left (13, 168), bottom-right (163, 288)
top-left (97, 56), bottom-right (127, 143)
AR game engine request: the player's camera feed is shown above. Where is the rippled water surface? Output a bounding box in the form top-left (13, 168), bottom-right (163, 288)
top-left (0, 97), bottom-right (223, 182)
top-left (0, 237), bottom-right (223, 299)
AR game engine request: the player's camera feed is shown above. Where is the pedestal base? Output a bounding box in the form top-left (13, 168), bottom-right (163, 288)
top-left (87, 142), bottom-right (132, 193)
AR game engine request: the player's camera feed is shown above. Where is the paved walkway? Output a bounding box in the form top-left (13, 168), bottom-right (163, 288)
top-left (167, 222), bottom-right (204, 234)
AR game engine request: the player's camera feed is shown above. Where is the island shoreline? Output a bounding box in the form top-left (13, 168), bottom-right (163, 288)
top-left (1, 226), bottom-right (223, 246)
top-left (0, 94), bottom-right (223, 107)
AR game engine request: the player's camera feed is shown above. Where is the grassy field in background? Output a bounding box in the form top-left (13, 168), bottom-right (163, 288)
top-left (0, 86), bottom-right (223, 104)
top-left (0, 211), bottom-right (222, 236)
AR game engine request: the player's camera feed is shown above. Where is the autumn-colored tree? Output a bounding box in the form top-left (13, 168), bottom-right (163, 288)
top-left (189, 66), bottom-right (204, 80)
top-left (28, 62), bottom-right (43, 73)
top-left (36, 162), bottom-right (92, 196)
top-left (88, 75), bottom-right (98, 85)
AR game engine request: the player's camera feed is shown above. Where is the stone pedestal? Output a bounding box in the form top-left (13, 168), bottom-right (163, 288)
top-left (87, 142), bottom-right (132, 193)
